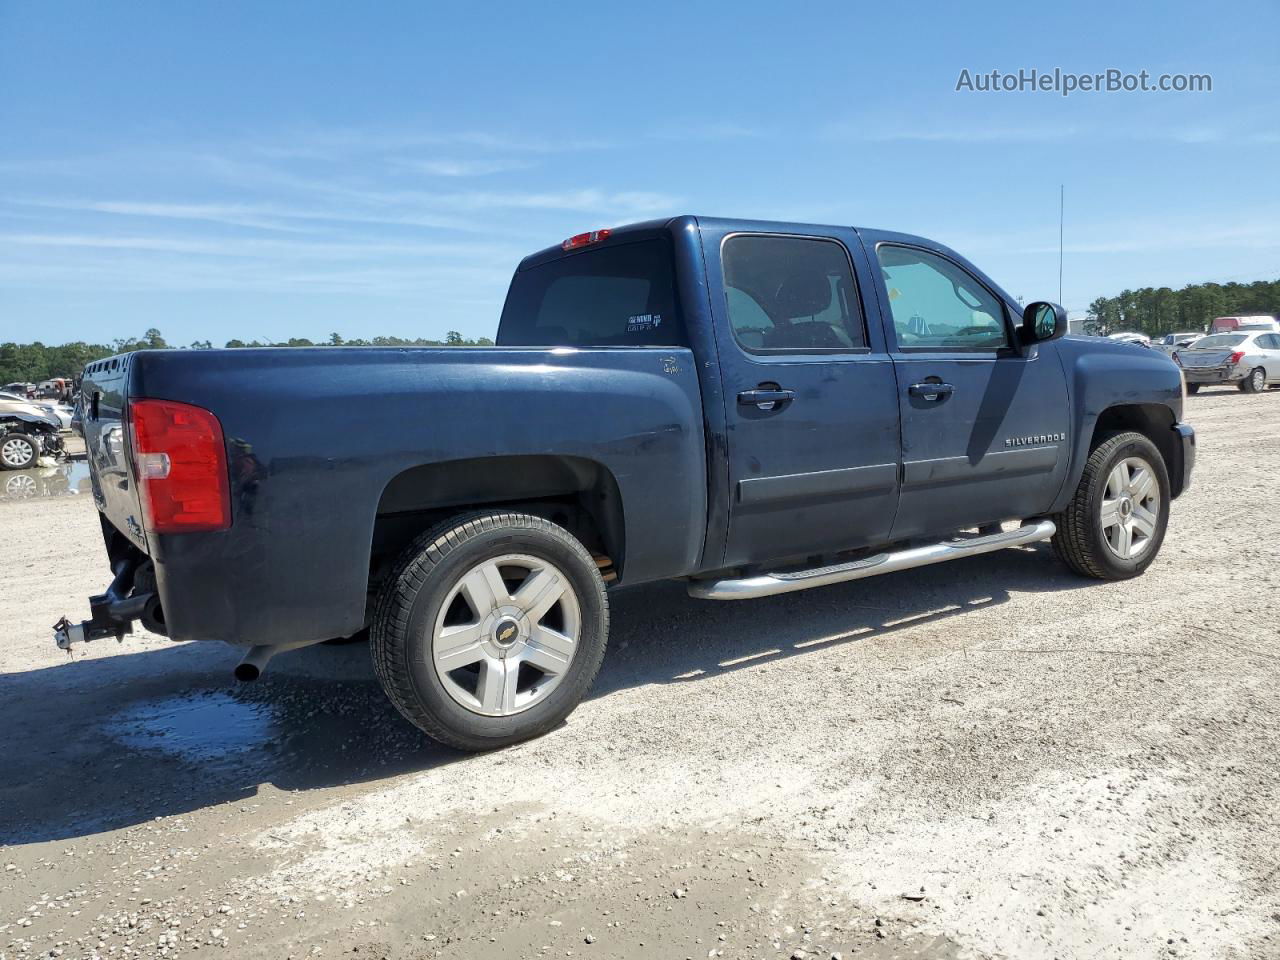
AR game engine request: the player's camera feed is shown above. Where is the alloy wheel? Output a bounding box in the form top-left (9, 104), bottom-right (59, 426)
top-left (1099, 456), bottom-right (1161, 561)
top-left (1, 437), bottom-right (34, 468)
top-left (430, 553), bottom-right (581, 717)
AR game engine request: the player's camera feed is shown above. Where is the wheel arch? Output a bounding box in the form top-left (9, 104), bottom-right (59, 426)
top-left (369, 454), bottom-right (625, 596)
top-left (1091, 403), bottom-right (1184, 498)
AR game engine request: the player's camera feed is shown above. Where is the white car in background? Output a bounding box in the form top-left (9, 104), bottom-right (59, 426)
top-left (1108, 331), bottom-right (1151, 347)
top-left (1154, 331), bottom-right (1204, 357)
top-left (1176, 331), bottom-right (1280, 394)
top-left (0, 391), bottom-right (72, 430)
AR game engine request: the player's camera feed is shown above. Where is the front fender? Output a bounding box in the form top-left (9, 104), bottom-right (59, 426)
top-left (1049, 338), bottom-right (1184, 513)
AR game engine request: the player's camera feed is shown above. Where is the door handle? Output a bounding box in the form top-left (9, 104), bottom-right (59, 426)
top-left (908, 381), bottom-right (954, 400)
top-left (737, 387), bottom-right (796, 409)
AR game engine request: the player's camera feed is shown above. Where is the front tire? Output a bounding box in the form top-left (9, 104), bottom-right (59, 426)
top-left (1184, 383), bottom-right (1200, 395)
top-left (1052, 431), bottom-right (1170, 580)
top-left (0, 433), bottom-right (38, 470)
top-left (371, 511), bottom-right (609, 751)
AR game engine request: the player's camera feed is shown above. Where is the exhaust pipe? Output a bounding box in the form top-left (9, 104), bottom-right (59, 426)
top-left (232, 637), bottom-right (325, 682)
top-left (234, 645), bottom-right (275, 682)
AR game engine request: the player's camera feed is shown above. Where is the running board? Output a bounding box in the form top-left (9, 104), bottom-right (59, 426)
top-left (687, 519), bottom-right (1057, 601)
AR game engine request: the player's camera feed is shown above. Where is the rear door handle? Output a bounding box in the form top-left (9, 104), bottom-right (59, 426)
top-left (737, 387), bottom-right (796, 409)
top-left (908, 381), bottom-right (954, 400)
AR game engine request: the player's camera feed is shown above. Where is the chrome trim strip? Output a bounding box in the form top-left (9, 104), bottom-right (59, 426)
top-left (687, 519), bottom-right (1056, 600)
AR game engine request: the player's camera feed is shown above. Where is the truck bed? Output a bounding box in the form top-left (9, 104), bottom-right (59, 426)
top-left (81, 346), bottom-right (707, 647)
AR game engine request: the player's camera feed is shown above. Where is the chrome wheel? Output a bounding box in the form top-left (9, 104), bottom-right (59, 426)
top-left (431, 553), bottom-right (580, 717)
top-left (1251, 368), bottom-right (1266, 391)
top-left (1099, 456), bottom-right (1161, 561)
top-left (1, 436), bottom-right (35, 468)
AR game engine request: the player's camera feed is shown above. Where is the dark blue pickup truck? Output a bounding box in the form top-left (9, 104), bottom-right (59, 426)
top-left (60, 215), bottom-right (1195, 749)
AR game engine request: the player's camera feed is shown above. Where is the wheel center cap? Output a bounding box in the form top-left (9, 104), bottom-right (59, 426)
top-left (1118, 496), bottom-right (1134, 518)
top-left (492, 617), bottom-right (521, 647)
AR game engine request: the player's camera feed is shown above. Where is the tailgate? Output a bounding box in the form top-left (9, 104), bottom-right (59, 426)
top-left (81, 355), bottom-right (150, 553)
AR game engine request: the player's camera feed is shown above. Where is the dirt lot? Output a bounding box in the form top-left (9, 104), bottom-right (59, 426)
top-left (3, 390), bottom-right (1279, 960)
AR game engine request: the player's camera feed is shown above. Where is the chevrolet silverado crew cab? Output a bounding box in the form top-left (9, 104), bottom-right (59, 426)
top-left (59, 216), bottom-right (1195, 750)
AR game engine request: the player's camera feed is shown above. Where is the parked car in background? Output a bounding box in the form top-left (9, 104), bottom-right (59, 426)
top-left (0, 393), bottom-right (66, 470)
top-left (1155, 332), bottom-right (1204, 357)
top-left (1210, 315), bottom-right (1280, 334)
top-left (1109, 331), bottom-right (1151, 347)
top-left (1176, 331), bottom-right (1280, 393)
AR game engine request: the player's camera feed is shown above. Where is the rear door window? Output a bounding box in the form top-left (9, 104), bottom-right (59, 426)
top-left (498, 239), bottom-right (684, 347)
top-left (720, 235), bottom-right (867, 353)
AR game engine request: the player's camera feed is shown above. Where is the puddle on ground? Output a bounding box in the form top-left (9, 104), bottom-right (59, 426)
top-left (104, 691), bottom-right (278, 765)
top-left (0, 459), bottom-right (91, 501)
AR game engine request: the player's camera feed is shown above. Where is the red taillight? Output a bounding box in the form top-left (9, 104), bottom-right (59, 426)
top-left (1227, 351), bottom-right (1245, 364)
top-left (561, 228), bottom-right (612, 251)
top-left (128, 399), bottom-right (231, 533)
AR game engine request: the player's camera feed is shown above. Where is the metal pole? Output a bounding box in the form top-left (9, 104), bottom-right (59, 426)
top-left (1058, 184), bottom-right (1064, 304)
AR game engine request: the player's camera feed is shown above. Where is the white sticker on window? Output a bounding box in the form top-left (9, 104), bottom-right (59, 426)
top-left (627, 313), bottom-right (663, 333)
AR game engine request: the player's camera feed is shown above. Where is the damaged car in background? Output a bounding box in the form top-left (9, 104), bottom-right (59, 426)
top-left (0, 392), bottom-right (66, 471)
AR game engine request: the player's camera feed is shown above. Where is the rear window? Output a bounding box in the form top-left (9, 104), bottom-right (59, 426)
top-left (1193, 334), bottom-right (1245, 348)
top-left (497, 239), bottom-right (685, 347)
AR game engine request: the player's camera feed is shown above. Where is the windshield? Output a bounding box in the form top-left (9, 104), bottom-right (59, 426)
top-left (1191, 334), bottom-right (1245, 348)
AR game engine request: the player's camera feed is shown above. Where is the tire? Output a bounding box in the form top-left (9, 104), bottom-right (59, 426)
top-left (1184, 383), bottom-right (1200, 395)
top-left (0, 433), bottom-right (38, 471)
top-left (371, 511), bottom-right (609, 751)
top-left (1240, 367), bottom-right (1266, 393)
top-left (1052, 431), bottom-right (1170, 580)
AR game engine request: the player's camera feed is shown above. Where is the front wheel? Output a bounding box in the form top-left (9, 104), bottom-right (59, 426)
top-left (1184, 383), bottom-right (1200, 395)
top-left (371, 511), bottom-right (609, 751)
top-left (1240, 367), bottom-right (1266, 393)
top-left (1052, 431), bottom-right (1170, 580)
top-left (0, 433), bottom-right (38, 470)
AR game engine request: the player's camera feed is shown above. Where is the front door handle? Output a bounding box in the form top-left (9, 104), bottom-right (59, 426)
top-left (737, 387), bottom-right (796, 410)
top-left (908, 381), bottom-right (954, 401)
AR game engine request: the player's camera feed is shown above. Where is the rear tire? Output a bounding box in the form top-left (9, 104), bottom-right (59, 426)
top-left (1240, 368), bottom-right (1265, 393)
top-left (1052, 431), bottom-right (1170, 580)
top-left (1184, 383), bottom-right (1200, 395)
top-left (0, 433), bottom-right (38, 470)
top-left (371, 511), bottom-right (609, 751)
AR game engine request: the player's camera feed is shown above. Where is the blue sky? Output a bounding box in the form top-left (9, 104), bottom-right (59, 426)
top-left (1, 0), bottom-right (1276, 346)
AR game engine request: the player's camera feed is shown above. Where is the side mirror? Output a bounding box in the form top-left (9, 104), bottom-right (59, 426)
top-left (1020, 301), bottom-right (1068, 344)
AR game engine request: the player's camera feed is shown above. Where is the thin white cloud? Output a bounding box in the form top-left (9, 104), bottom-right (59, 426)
top-left (393, 157), bottom-right (531, 177)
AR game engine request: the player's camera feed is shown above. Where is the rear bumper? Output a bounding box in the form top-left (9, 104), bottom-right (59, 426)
top-left (1173, 422), bottom-right (1195, 494)
top-left (1182, 364), bottom-right (1244, 384)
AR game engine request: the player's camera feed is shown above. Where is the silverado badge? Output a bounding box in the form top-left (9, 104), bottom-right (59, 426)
top-left (1005, 432), bottom-right (1066, 448)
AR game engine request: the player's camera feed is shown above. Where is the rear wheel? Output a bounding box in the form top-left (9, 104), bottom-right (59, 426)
top-left (371, 511), bottom-right (609, 751)
top-left (0, 433), bottom-right (38, 470)
top-left (1052, 431), bottom-right (1170, 580)
top-left (1240, 367), bottom-right (1266, 393)
top-left (1184, 383), bottom-right (1200, 395)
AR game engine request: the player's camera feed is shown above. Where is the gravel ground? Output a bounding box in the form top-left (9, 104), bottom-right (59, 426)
top-left (2, 390), bottom-right (1279, 960)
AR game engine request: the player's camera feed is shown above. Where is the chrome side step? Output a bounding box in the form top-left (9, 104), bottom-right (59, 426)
top-left (687, 519), bottom-right (1057, 601)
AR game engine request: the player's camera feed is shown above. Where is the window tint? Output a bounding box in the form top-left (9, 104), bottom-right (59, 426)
top-left (497, 239), bottom-right (684, 347)
top-left (721, 235), bottom-right (866, 352)
top-left (876, 246), bottom-right (1009, 351)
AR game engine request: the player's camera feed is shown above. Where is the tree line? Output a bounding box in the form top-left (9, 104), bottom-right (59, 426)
top-left (1086, 277), bottom-right (1279, 337)
top-left (0, 329), bottom-right (495, 385)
